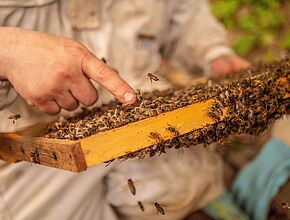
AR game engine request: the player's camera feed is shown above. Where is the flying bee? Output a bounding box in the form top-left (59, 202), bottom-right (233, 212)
top-left (154, 202), bottom-right (165, 215)
top-left (127, 179), bottom-right (136, 195)
top-left (146, 73), bottom-right (159, 84)
top-left (138, 201), bottom-right (145, 212)
top-left (166, 124), bottom-right (180, 136)
top-left (7, 111), bottom-right (21, 124)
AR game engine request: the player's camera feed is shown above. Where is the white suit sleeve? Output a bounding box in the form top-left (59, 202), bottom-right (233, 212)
top-left (0, 80), bottom-right (18, 110)
top-left (164, 0), bottom-right (234, 74)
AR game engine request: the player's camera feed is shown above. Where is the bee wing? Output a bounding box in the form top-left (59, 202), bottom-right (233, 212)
top-left (120, 179), bottom-right (144, 193)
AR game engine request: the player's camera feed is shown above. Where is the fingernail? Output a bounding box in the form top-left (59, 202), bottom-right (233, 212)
top-left (124, 92), bottom-right (135, 103)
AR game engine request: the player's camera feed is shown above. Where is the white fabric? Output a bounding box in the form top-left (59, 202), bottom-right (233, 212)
top-left (0, 0), bottom-right (228, 219)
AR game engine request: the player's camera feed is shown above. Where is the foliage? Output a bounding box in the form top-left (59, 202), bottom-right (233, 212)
top-left (211, 0), bottom-right (289, 61)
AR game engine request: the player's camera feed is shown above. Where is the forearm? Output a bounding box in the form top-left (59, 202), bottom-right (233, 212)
top-left (166, 0), bottom-right (233, 72)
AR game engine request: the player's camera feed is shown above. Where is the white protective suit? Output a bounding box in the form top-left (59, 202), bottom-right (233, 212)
top-left (0, 0), bottom-right (233, 219)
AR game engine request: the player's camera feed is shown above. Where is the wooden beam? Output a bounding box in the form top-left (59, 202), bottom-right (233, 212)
top-left (0, 75), bottom-right (289, 171)
top-left (80, 99), bottom-right (226, 167)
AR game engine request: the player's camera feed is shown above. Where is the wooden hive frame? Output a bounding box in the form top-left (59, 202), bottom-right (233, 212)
top-left (0, 73), bottom-right (289, 172)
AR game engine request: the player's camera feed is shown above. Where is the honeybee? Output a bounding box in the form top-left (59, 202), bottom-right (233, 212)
top-left (146, 73), bottom-right (159, 84)
top-left (148, 131), bottom-right (162, 141)
top-left (154, 202), bottom-right (165, 215)
top-left (136, 88), bottom-right (143, 102)
top-left (128, 178), bottom-right (136, 195)
top-left (138, 201), bottom-right (145, 212)
top-left (30, 149), bottom-right (40, 164)
top-left (166, 124), bottom-right (180, 136)
top-left (7, 112), bottom-right (21, 124)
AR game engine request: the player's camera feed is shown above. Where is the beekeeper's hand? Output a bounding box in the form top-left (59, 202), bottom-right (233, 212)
top-left (210, 54), bottom-right (250, 76)
top-left (0, 27), bottom-right (136, 115)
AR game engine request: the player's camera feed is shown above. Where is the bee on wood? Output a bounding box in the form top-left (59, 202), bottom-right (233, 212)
top-left (127, 178), bottom-right (136, 195)
top-left (208, 111), bottom-right (220, 122)
top-left (7, 112), bottom-right (21, 124)
top-left (138, 201), bottom-right (145, 212)
top-left (148, 131), bottom-right (162, 141)
top-left (281, 202), bottom-right (290, 209)
top-left (146, 73), bottom-right (159, 84)
top-left (166, 124), bottom-right (180, 137)
top-left (154, 202), bottom-right (165, 215)
top-left (30, 149), bottom-right (40, 164)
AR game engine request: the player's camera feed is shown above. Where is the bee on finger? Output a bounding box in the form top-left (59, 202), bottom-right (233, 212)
top-left (146, 73), bottom-right (159, 84)
top-left (127, 178), bottom-right (136, 195)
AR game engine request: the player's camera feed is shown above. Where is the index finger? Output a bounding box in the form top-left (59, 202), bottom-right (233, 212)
top-left (82, 53), bottom-right (136, 104)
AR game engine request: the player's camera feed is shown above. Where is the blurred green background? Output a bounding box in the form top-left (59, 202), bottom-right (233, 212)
top-left (210, 0), bottom-right (290, 62)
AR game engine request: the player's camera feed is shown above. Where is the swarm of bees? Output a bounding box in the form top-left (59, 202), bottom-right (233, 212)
top-left (46, 58), bottom-right (290, 160)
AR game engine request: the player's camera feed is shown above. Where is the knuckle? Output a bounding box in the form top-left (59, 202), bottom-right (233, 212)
top-left (49, 85), bottom-right (62, 95)
top-left (68, 43), bottom-right (87, 58)
top-left (57, 66), bottom-right (75, 80)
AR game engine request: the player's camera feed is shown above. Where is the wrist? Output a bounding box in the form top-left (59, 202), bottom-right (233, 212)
top-left (201, 46), bottom-right (234, 75)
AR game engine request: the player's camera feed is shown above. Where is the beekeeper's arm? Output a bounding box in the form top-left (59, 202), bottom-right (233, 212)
top-left (0, 27), bottom-right (136, 114)
top-left (164, 0), bottom-right (250, 76)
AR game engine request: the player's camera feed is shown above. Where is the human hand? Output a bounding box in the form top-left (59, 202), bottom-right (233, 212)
top-left (210, 54), bottom-right (251, 76)
top-left (0, 27), bottom-right (136, 114)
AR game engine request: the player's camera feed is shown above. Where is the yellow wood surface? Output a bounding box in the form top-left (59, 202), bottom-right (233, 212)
top-left (80, 99), bottom-right (226, 167)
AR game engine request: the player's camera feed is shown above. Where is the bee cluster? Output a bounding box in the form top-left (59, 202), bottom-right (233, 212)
top-left (45, 58), bottom-right (290, 161)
